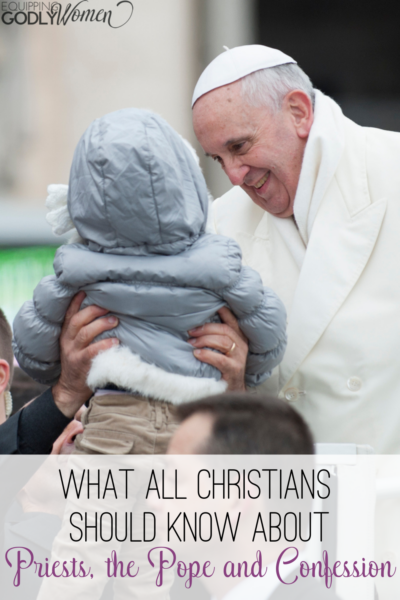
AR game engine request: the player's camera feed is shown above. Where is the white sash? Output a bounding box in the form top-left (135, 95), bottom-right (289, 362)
top-left (271, 90), bottom-right (346, 268)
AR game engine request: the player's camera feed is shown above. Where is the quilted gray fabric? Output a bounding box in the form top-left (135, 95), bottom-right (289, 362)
top-left (13, 109), bottom-right (287, 389)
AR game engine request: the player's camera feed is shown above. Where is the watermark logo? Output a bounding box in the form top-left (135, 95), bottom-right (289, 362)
top-left (1, 1), bottom-right (134, 28)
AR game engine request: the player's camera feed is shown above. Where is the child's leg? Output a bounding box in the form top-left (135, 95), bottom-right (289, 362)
top-left (60, 394), bottom-right (179, 599)
top-left (73, 393), bottom-right (179, 455)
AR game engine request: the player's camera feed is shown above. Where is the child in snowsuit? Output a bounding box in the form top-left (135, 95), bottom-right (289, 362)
top-left (13, 108), bottom-right (287, 455)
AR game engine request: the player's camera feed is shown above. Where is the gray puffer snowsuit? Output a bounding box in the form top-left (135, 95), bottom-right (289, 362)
top-left (13, 109), bottom-right (287, 402)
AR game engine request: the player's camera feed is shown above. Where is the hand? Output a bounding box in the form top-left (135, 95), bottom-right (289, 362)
top-left (188, 307), bottom-right (248, 392)
top-left (52, 292), bottom-right (119, 418)
top-left (51, 418), bottom-right (84, 455)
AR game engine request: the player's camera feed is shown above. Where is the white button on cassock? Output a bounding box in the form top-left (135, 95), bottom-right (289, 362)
top-left (347, 376), bottom-right (362, 392)
top-left (285, 388), bottom-right (299, 402)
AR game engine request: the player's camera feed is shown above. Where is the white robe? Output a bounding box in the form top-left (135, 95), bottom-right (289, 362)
top-left (213, 91), bottom-right (400, 454)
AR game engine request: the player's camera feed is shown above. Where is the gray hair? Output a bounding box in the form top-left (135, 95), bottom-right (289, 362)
top-left (240, 63), bottom-right (315, 112)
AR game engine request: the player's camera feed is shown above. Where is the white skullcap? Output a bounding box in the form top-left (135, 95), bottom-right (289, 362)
top-left (192, 44), bottom-right (296, 107)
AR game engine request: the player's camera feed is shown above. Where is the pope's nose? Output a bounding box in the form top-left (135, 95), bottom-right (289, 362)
top-left (224, 162), bottom-right (251, 186)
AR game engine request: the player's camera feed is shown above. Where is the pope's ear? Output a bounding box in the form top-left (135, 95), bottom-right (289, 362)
top-left (0, 359), bottom-right (10, 394)
top-left (284, 90), bottom-right (314, 139)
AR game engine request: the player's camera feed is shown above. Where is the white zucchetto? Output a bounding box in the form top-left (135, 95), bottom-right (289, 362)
top-left (192, 44), bottom-right (296, 107)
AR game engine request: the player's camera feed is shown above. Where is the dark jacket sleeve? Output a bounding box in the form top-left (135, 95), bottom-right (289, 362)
top-left (0, 388), bottom-right (72, 455)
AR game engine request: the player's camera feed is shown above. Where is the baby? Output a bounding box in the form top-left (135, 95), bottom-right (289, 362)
top-left (13, 108), bottom-right (287, 454)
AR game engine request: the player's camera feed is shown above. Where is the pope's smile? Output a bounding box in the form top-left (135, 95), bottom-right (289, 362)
top-left (247, 171), bottom-right (271, 197)
top-left (254, 171), bottom-right (270, 189)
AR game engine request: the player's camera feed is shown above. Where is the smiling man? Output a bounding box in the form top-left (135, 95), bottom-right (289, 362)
top-left (194, 71), bottom-right (311, 218)
top-left (191, 45), bottom-right (400, 454)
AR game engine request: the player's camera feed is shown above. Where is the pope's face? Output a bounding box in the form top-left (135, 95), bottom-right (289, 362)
top-left (193, 81), bottom-right (312, 218)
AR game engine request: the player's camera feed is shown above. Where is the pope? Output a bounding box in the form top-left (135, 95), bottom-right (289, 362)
top-left (189, 44), bottom-right (400, 453)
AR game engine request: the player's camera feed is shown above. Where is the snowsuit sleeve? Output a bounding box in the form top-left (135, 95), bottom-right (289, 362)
top-left (221, 265), bottom-right (287, 387)
top-left (12, 275), bottom-right (76, 385)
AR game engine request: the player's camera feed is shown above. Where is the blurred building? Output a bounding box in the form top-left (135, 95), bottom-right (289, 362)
top-left (0, 0), bottom-right (254, 324)
top-left (256, 0), bottom-right (400, 130)
top-left (1, 0), bottom-right (399, 324)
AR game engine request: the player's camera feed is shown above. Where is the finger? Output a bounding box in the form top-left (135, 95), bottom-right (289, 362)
top-left (188, 334), bottom-right (235, 354)
top-left (193, 348), bottom-right (232, 372)
top-left (67, 419), bottom-right (84, 439)
top-left (67, 304), bottom-right (111, 339)
top-left (74, 405), bottom-right (87, 422)
top-left (218, 307), bottom-right (248, 342)
top-left (86, 337), bottom-right (120, 360)
top-left (77, 317), bottom-right (119, 349)
top-left (63, 291), bottom-right (86, 326)
top-left (188, 322), bottom-right (240, 340)
top-left (217, 306), bottom-right (238, 327)
top-left (193, 348), bottom-right (246, 392)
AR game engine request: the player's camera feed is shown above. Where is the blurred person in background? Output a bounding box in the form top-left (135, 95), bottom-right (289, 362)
top-left (0, 293), bottom-right (119, 454)
top-left (1, 407), bottom-right (89, 600)
top-left (169, 392), bottom-right (314, 455)
top-left (10, 368), bottom-right (48, 416)
top-left (0, 298), bottom-right (117, 595)
top-left (0, 308), bottom-right (14, 426)
top-left (167, 393), bottom-right (340, 600)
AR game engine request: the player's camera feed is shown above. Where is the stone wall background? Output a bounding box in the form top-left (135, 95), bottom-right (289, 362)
top-left (0, 0), bottom-right (202, 206)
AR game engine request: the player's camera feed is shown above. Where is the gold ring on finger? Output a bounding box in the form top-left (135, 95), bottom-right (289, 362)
top-left (226, 341), bottom-right (236, 355)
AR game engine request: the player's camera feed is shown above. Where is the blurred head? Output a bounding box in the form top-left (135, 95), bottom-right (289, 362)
top-left (0, 308), bottom-right (14, 424)
top-left (9, 367), bottom-right (48, 415)
top-left (168, 393), bottom-right (314, 455)
top-left (192, 64), bottom-right (314, 218)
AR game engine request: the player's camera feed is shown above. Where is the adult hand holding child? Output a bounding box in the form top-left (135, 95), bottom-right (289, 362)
top-left (52, 291), bottom-right (120, 419)
top-left (188, 307), bottom-right (248, 392)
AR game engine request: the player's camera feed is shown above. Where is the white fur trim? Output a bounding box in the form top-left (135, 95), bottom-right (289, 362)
top-left (87, 345), bottom-right (227, 404)
top-left (46, 184), bottom-right (74, 235)
top-left (45, 184), bottom-right (84, 243)
top-left (205, 194), bottom-right (215, 234)
top-left (180, 137), bottom-right (200, 166)
top-left (169, 138), bottom-right (216, 234)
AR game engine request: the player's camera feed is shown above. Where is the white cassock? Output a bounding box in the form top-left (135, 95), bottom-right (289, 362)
top-left (213, 90), bottom-right (400, 454)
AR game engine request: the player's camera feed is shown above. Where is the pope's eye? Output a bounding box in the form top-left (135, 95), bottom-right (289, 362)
top-left (231, 142), bottom-right (245, 152)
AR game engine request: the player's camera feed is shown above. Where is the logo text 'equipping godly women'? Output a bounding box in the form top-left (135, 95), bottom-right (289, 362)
top-left (1, 1), bottom-right (134, 28)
